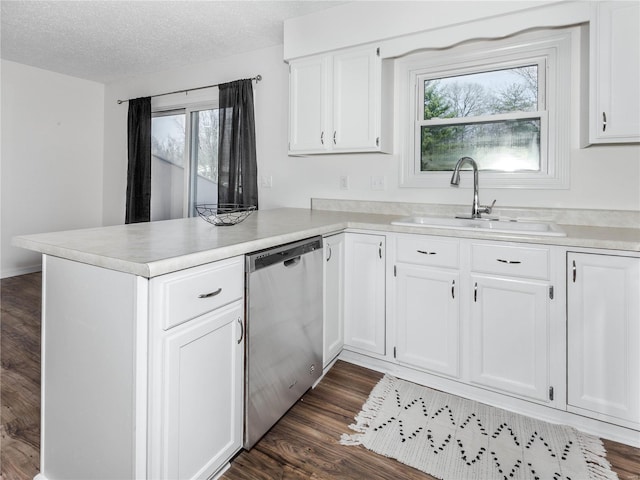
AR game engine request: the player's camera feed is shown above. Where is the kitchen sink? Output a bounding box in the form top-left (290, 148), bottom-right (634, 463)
top-left (391, 215), bottom-right (567, 237)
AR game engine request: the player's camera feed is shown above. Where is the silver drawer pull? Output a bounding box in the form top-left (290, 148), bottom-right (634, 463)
top-left (496, 259), bottom-right (521, 264)
top-left (198, 287), bottom-right (222, 298)
top-left (237, 317), bottom-right (244, 344)
top-left (417, 250), bottom-right (436, 255)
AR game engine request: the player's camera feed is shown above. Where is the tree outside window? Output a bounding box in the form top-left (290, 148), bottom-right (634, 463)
top-left (420, 65), bottom-right (541, 172)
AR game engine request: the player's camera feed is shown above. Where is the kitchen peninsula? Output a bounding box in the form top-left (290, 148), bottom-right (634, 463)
top-left (14, 204), bottom-right (640, 480)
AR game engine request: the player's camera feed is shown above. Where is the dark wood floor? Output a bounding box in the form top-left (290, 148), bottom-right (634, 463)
top-left (226, 363), bottom-right (640, 480)
top-left (1, 272), bottom-right (639, 480)
top-left (1, 273), bottom-right (41, 480)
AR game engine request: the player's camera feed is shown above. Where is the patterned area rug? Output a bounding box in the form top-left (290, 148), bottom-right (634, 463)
top-left (341, 375), bottom-right (618, 480)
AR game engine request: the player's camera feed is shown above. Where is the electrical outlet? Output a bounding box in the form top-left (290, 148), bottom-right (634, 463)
top-left (260, 175), bottom-right (273, 188)
top-left (370, 176), bottom-right (386, 190)
top-left (339, 176), bottom-right (349, 190)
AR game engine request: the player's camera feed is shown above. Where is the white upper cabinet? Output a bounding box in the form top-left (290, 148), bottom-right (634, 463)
top-left (288, 45), bottom-right (392, 154)
top-left (289, 56), bottom-right (328, 152)
top-left (587, 1), bottom-right (640, 144)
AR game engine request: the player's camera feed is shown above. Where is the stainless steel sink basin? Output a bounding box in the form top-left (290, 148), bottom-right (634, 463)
top-left (391, 216), bottom-right (567, 237)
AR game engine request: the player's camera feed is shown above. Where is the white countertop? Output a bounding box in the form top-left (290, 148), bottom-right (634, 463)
top-left (13, 208), bottom-right (640, 278)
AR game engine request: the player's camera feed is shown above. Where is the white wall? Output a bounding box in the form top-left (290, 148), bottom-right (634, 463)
top-left (101, 2), bottom-right (639, 227)
top-left (1, 60), bottom-right (105, 277)
top-left (277, 0), bottom-right (640, 212)
top-left (102, 44), bottom-right (290, 225)
top-left (283, 0), bottom-right (565, 60)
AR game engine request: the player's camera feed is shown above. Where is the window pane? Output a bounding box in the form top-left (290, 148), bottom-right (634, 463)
top-left (152, 114), bottom-right (185, 165)
top-left (190, 109), bottom-right (219, 212)
top-left (151, 113), bottom-right (185, 220)
top-left (420, 119), bottom-right (541, 172)
top-left (424, 65), bottom-right (538, 120)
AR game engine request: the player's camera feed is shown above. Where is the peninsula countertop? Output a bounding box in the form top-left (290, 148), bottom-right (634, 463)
top-left (13, 207), bottom-right (640, 278)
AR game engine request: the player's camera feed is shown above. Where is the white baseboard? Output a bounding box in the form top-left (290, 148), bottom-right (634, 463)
top-left (1, 264), bottom-right (42, 279)
top-left (338, 349), bottom-right (640, 448)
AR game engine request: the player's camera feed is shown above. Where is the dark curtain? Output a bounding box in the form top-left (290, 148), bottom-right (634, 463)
top-left (218, 79), bottom-right (258, 208)
top-left (125, 97), bottom-right (152, 224)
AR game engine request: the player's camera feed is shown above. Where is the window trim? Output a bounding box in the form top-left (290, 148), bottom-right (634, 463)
top-left (397, 27), bottom-right (574, 189)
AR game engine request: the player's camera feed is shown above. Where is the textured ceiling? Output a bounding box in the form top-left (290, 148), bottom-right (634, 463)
top-left (0, 0), bottom-right (343, 83)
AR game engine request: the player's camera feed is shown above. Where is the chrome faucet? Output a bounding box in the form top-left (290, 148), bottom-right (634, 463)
top-left (450, 156), bottom-right (496, 219)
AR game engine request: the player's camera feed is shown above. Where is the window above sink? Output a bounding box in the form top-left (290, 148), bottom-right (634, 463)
top-left (397, 27), bottom-right (578, 190)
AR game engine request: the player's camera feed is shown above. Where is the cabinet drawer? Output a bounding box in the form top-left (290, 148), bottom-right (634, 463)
top-left (396, 235), bottom-right (459, 268)
top-left (471, 243), bottom-right (549, 280)
top-left (151, 256), bottom-right (244, 330)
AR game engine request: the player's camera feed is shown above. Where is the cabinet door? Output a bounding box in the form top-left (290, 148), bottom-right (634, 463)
top-left (323, 233), bottom-right (345, 366)
top-left (396, 264), bottom-right (460, 378)
top-left (590, 1), bottom-right (640, 142)
top-left (567, 253), bottom-right (640, 427)
top-left (332, 47), bottom-right (380, 150)
top-left (289, 56), bottom-right (329, 152)
top-left (469, 275), bottom-right (550, 403)
top-left (162, 302), bottom-right (244, 480)
top-left (344, 233), bottom-right (386, 355)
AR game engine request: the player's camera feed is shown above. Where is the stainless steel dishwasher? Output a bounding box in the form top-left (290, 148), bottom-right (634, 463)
top-left (244, 236), bottom-right (323, 449)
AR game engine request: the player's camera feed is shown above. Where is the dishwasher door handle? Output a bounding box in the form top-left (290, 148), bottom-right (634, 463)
top-left (284, 256), bottom-right (301, 267)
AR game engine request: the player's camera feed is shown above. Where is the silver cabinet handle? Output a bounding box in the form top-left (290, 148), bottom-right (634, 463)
top-left (497, 259), bottom-right (521, 264)
top-left (451, 280), bottom-right (455, 299)
top-left (474, 282), bottom-right (478, 302)
top-left (379, 242), bottom-right (383, 259)
top-left (602, 112), bottom-right (607, 132)
top-left (417, 250), bottom-right (436, 255)
top-left (572, 259), bottom-right (577, 282)
top-left (198, 287), bottom-right (222, 298)
top-left (237, 318), bottom-right (244, 344)
top-left (333, 131), bottom-right (337, 145)
top-left (320, 131), bottom-right (324, 145)
top-left (326, 245), bottom-right (332, 262)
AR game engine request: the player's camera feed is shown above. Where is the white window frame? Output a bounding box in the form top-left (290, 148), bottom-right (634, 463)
top-left (151, 89), bottom-right (219, 218)
top-left (397, 28), bottom-right (575, 189)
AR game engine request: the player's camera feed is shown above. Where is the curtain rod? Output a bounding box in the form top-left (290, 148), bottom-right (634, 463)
top-left (116, 74), bottom-right (262, 104)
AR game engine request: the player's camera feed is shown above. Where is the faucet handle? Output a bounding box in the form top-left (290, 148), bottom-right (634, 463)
top-left (482, 199), bottom-right (497, 214)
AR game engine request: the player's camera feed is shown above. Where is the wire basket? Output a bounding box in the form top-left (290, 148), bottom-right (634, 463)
top-left (195, 204), bottom-right (256, 226)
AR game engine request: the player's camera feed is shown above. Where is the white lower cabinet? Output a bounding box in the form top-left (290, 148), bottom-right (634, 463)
top-left (160, 303), bottom-right (244, 480)
top-left (469, 274), bottom-right (550, 402)
top-left (567, 251), bottom-right (640, 428)
top-left (394, 234), bottom-right (460, 378)
top-left (343, 232), bottom-right (386, 355)
top-left (396, 264), bottom-right (460, 377)
top-left (38, 255), bottom-right (245, 480)
top-left (148, 256), bottom-right (245, 480)
top-left (392, 235), bottom-right (557, 405)
top-left (468, 242), bottom-right (555, 404)
top-left (323, 233), bottom-right (345, 366)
